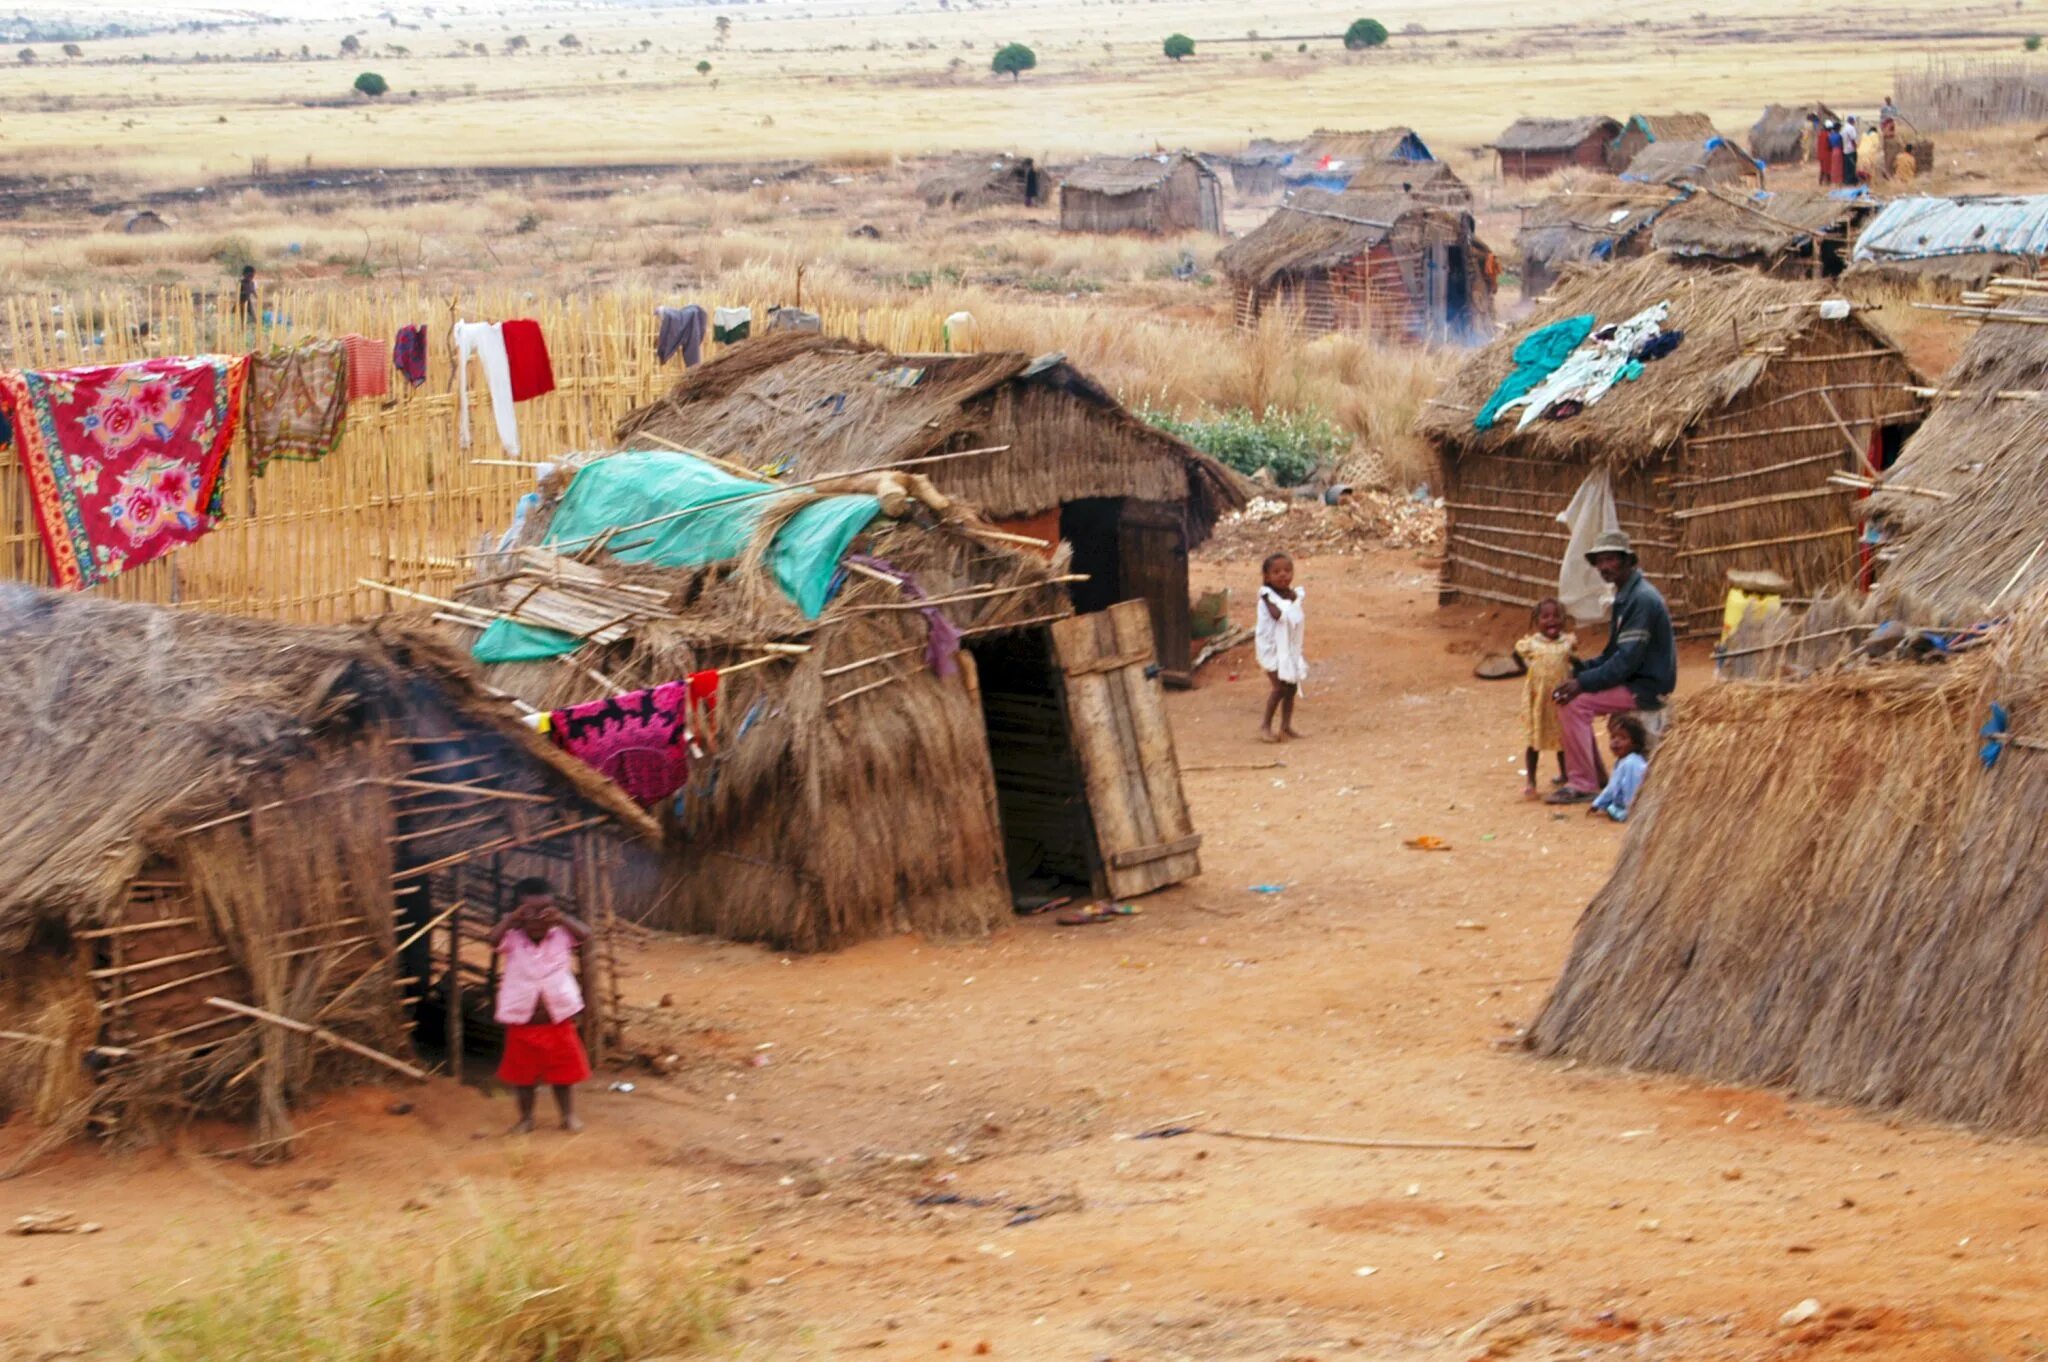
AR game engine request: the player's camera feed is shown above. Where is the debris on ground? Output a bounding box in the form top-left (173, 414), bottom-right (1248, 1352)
top-left (10, 1212), bottom-right (101, 1236)
top-left (1198, 490), bottom-right (1445, 562)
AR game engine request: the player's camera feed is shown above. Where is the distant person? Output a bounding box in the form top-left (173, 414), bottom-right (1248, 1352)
top-left (1255, 551), bottom-right (1306, 743)
top-left (237, 264), bottom-right (257, 324)
top-left (488, 877), bottom-right (593, 1134)
top-left (1588, 714), bottom-right (1651, 822)
top-left (1822, 120), bottom-right (1843, 186)
top-left (1511, 597), bottom-right (1578, 799)
top-left (1546, 530), bottom-right (1676, 805)
top-left (1021, 157), bottom-right (1040, 207)
top-left (1841, 115), bottom-right (1861, 185)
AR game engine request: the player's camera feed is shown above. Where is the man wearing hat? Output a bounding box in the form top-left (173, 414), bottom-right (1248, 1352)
top-left (1547, 530), bottom-right (1676, 804)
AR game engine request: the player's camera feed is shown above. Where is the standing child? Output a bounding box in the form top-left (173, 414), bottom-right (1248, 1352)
top-left (1589, 714), bottom-right (1651, 822)
top-left (1513, 598), bottom-right (1576, 798)
top-left (487, 877), bottom-right (592, 1133)
top-left (1255, 551), bottom-right (1306, 742)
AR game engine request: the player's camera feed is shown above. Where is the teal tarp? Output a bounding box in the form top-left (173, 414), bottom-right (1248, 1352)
top-left (473, 450), bottom-right (881, 664)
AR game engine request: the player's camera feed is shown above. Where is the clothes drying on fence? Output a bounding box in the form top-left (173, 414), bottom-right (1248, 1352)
top-left (501, 318), bottom-right (556, 403)
top-left (656, 305), bottom-right (707, 366)
top-left (0, 354), bottom-right (246, 589)
top-left (341, 333), bottom-right (390, 401)
top-left (713, 307), bottom-right (751, 344)
top-left (392, 324), bottom-right (428, 388)
top-left (248, 340), bottom-right (351, 473)
top-left (767, 306), bottom-right (822, 335)
top-left (547, 679), bottom-right (693, 806)
top-left (453, 320), bottom-right (520, 456)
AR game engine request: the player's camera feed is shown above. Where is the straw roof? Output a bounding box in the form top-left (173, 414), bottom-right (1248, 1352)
top-left (1344, 158), bottom-right (1471, 205)
top-left (1622, 111), bottom-right (1719, 143)
top-left (1652, 186), bottom-right (1867, 260)
top-left (1418, 253), bottom-right (1908, 464)
top-left (1492, 115), bottom-right (1620, 153)
top-left (918, 154), bottom-right (1035, 208)
top-left (1748, 102), bottom-right (1832, 162)
top-left (1218, 189), bottom-right (1435, 288)
top-left (1233, 137), bottom-right (1302, 167)
top-left (614, 331), bottom-right (1244, 535)
top-left (0, 586), bottom-right (652, 946)
top-left (1620, 137), bottom-right (1759, 187)
top-left (1866, 295), bottom-right (2048, 620)
top-left (1061, 152), bottom-right (1212, 197)
top-left (1514, 180), bottom-right (1685, 275)
top-left (1298, 127), bottom-right (1433, 163)
top-left (1530, 601), bottom-right (2048, 1137)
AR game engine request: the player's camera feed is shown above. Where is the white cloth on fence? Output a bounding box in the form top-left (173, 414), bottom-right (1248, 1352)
top-left (1255, 584), bottom-right (1308, 685)
top-left (1510, 301), bottom-right (1672, 431)
top-left (453, 320), bottom-right (519, 456)
top-left (1556, 470), bottom-right (1623, 624)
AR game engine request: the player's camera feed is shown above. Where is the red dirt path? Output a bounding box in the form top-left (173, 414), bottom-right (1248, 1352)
top-left (2, 549), bottom-right (2040, 1360)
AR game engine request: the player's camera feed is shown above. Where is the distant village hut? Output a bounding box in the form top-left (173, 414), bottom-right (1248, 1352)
top-left (1419, 256), bottom-right (1925, 636)
top-left (1058, 153), bottom-right (1222, 234)
top-left (919, 154), bottom-right (1044, 210)
top-left (1344, 158), bottom-right (1473, 209)
top-left (1227, 138), bottom-right (1301, 198)
top-left (1491, 116), bottom-right (1623, 180)
top-left (1620, 137), bottom-right (1764, 189)
top-left (1513, 181), bottom-right (1683, 298)
top-left (1218, 189), bottom-right (1498, 344)
top-left (121, 210), bottom-right (171, 235)
top-left (1748, 103), bottom-right (1834, 165)
top-left (1283, 127), bottom-right (1435, 192)
top-left (1609, 112), bottom-right (1720, 171)
top-left (1653, 187), bottom-right (1873, 277)
top-left (1848, 194), bottom-right (2048, 295)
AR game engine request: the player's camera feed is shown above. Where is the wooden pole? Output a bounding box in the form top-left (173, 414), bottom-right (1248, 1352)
top-left (203, 997), bottom-right (429, 1081)
top-left (446, 899), bottom-right (464, 1075)
top-left (1197, 1127), bottom-right (1536, 1153)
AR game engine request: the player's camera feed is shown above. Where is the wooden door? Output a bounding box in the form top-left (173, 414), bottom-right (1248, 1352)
top-left (1116, 501), bottom-right (1192, 679)
top-left (1051, 601), bottom-right (1203, 899)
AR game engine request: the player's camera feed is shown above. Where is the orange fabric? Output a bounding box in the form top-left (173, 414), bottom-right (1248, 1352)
top-left (342, 334), bottom-right (390, 401)
top-left (990, 508), bottom-right (1060, 560)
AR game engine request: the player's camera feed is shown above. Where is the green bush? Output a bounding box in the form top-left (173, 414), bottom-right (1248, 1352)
top-left (1344, 17), bottom-right (1390, 49)
top-left (2028, 33), bottom-right (2043, 50)
top-left (992, 41), bottom-right (1036, 79)
top-left (1163, 33), bottom-right (1195, 60)
top-left (352, 70), bottom-right (388, 97)
top-left (1142, 407), bottom-right (1347, 486)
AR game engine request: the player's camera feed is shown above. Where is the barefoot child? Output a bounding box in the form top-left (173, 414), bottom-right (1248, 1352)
top-left (487, 877), bottom-right (592, 1133)
top-left (1255, 551), bottom-right (1306, 742)
top-left (1512, 598), bottom-right (1575, 798)
top-left (1589, 714), bottom-right (1651, 822)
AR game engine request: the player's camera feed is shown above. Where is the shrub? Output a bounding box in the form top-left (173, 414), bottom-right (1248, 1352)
top-left (353, 70), bottom-right (388, 97)
top-left (696, 58), bottom-right (712, 74)
top-left (1142, 407), bottom-right (1348, 486)
top-left (1163, 33), bottom-right (1194, 60)
top-left (1344, 17), bottom-right (1390, 49)
top-left (2028, 33), bottom-right (2043, 50)
top-left (992, 41), bottom-right (1036, 79)
top-left (339, 34), bottom-right (360, 55)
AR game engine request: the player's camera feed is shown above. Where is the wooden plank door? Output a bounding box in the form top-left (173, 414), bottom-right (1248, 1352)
top-left (1116, 501), bottom-right (1192, 680)
top-left (1050, 601), bottom-right (1203, 899)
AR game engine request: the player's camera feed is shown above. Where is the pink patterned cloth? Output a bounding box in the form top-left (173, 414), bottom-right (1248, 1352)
top-left (494, 926), bottom-right (584, 1025)
top-left (547, 679), bottom-right (689, 805)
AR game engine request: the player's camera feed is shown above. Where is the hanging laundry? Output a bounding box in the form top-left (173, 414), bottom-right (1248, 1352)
top-left (943, 311), bottom-right (979, 353)
top-left (1474, 314), bottom-right (1596, 430)
top-left (247, 340), bottom-right (350, 473)
top-left (452, 320), bottom-right (519, 456)
top-left (1633, 330), bottom-right (1684, 362)
top-left (547, 679), bottom-right (691, 806)
top-left (656, 304), bottom-right (707, 366)
top-left (845, 554), bottom-right (962, 677)
top-left (341, 334), bottom-right (390, 401)
top-left (1509, 301), bottom-right (1671, 432)
top-left (766, 306), bottom-right (822, 334)
top-left (0, 408), bottom-right (11, 448)
top-left (0, 354), bottom-right (247, 589)
top-left (392, 324), bottom-right (428, 388)
top-left (500, 318), bottom-right (556, 403)
top-left (713, 307), bottom-right (751, 344)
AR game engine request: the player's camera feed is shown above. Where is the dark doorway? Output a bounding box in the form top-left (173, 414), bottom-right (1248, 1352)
top-left (968, 630), bottom-right (1101, 901)
top-left (1060, 497), bottom-right (1124, 614)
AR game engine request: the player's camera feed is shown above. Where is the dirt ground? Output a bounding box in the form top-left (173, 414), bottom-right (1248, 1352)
top-left (4, 549), bottom-right (2045, 1360)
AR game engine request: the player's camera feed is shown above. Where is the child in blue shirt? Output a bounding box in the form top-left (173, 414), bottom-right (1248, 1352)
top-left (1589, 714), bottom-right (1650, 822)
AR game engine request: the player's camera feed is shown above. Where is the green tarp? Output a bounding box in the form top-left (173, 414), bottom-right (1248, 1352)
top-left (473, 450), bottom-right (882, 664)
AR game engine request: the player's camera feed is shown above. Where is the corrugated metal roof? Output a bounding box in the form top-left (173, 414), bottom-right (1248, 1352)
top-left (1853, 195), bottom-right (2048, 262)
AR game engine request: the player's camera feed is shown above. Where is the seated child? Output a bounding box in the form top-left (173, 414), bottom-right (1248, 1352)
top-left (1589, 714), bottom-right (1650, 823)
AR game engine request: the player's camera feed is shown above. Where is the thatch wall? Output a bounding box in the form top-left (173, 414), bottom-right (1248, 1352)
top-left (1421, 256), bottom-right (1923, 632)
top-left (1610, 112), bottom-right (1720, 170)
top-left (1345, 159), bottom-right (1472, 208)
top-left (1620, 138), bottom-right (1761, 188)
top-left (1748, 103), bottom-right (1831, 164)
top-left (1059, 154), bottom-right (1221, 233)
top-left (1514, 181), bottom-right (1681, 296)
top-left (1530, 608), bottom-right (2048, 1137)
top-left (920, 156), bottom-right (1041, 210)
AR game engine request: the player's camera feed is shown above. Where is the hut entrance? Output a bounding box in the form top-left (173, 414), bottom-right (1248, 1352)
top-left (1059, 497), bottom-right (1194, 681)
top-left (970, 630), bottom-right (1103, 902)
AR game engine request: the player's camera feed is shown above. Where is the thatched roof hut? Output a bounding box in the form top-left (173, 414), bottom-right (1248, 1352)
top-left (1491, 115), bottom-right (1622, 180)
top-left (1513, 180), bottom-right (1684, 297)
top-left (464, 451), bottom-right (1204, 953)
top-left (1058, 152), bottom-right (1222, 234)
top-left (1748, 102), bottom-right (1833, 165)
top-left (612, 332), bottom-right (1244, 677)
top-left (919, 154), bottom-right (1044, 210)
top-left (1652, 186), bottom-right (1872, 276)
top-left (1218, 188), bottom-right (1498, 344)
top-left (1848, 194), bottom-right (2048, 294)
top-left (1343, 157), bottom-right (1472, 209)
top-left (1285, 127), bottom-right (1434, 190)
top-left (1419, 255), bottom-right (1924, 635)
top-left (1620, 136), bottom-right (1762, 189)
top-left (1226, 137), bottom-right (1302, 197)
top-left (1609, 112), bottom-right (1720, 170)
top-left (0, 587), bottom-right (653, 1145)
top-left (1530, 601), bottom-right (2048, 1138)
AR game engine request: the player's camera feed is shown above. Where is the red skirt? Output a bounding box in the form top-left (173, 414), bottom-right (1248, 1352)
top-left (497, 1017), bottom-right (591, 1087)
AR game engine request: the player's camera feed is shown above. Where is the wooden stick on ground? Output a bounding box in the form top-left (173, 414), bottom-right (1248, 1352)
top-left (204, 998), bottom-right (428, 1082)
top-left (204, 1122), bottom-right (337, 1160)
top-left (1197, 1127), bottom-right (1536, 1153)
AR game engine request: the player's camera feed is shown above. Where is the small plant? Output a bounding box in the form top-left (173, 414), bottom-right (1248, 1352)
top-left (61, 43), bottom-right (81, 58)
top-left (2028, 32), bottom-right (2043, 49)
top-left (559, 32), bottom-right (580, 47)
top-left (16, 46), bottom-right (35, 64)
top-left (1344, 17), bottom-right (1390, 49)
top-left (504, 34), bottom-right (528, 53)
top-left (695, 58), bottom-right (712, 75)
top-left (514, 211), bottom-right (541, 233)
top-left (353, 70), bottom-right (388, 97)
top-left (1163, 33), bottom-right (1195, 60)
top-left (1143, 407), bottom-right (1348, 486)
top-left (991, 41), bottom-right (1036, 79)
top-left (340, 33), bottom-right (360, 55)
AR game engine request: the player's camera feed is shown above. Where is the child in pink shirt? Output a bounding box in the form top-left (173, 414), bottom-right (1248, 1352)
top-left (486, 877), bottom-right (592, 1133)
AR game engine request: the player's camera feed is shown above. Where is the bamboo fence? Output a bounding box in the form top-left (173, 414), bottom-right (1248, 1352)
top-left (1895, 56), bottom-right (2048, 132)
top-left (0, 286), bottom-right (950, 623)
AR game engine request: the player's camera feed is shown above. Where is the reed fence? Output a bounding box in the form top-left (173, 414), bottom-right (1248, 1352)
top-left (0, 286), bottom-right (950, 623)
top-left (1895, 56), bottom-right (2048, 132)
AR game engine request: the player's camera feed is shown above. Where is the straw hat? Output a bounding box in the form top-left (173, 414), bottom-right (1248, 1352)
top-left (1584, 530), bottom-right (1636, 563)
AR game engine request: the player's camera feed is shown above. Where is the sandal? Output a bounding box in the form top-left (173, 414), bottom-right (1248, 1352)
top-left (1544, 787), bottom-right (1593, 805)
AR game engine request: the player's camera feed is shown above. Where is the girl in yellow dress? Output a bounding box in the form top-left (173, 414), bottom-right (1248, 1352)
top-left (1513, 598), bottom-right (1578, 799)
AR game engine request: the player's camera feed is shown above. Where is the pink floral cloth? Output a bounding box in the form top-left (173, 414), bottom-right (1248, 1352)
top-left (494, 925), bottom-right (584, 1025)
top-left (547, 680), bottom-right (690, 806)
top-left (0, 355), bottom-right (246, 589)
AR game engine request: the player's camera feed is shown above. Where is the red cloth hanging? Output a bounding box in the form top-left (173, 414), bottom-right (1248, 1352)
top-left (501, 318), bottom-right (556, 403)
